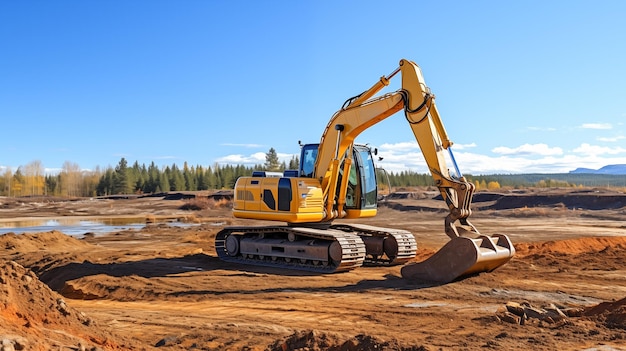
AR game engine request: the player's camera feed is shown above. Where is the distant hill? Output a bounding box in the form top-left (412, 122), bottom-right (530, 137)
top-left (570, 164), bottom-right (626, 175)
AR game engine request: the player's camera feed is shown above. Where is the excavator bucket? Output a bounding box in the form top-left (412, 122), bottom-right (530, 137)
top-left (401, 234), bottom-right (515, 283)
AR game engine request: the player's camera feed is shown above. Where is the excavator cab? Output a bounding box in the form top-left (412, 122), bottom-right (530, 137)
top-left (300, 143), bottom-right (378, 213)
top-left (336, 144), bottom-right (378, 212)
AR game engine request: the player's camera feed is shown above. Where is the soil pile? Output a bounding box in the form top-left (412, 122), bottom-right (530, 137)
top-left (0, 260), bottom-right (135, 350)
top-left (496, 297), bottom-right (626, 331)
top-left (585, 297), bottom-right (626, 330)
top-left (514, 236), bottom-right (626, 256)
top-left (267, 330), bottom-right (427, 351)
top-left (0, 230), bottom-right (93, 253)
top-left (0, 230), bottom-right (101, 292)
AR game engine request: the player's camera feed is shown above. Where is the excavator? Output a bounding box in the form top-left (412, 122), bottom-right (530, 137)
top-left (215, 59), bottom-right (514, 283)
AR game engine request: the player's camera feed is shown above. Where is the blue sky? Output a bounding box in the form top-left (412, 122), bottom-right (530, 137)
top-left (1, 1), bottom-right (625, 175)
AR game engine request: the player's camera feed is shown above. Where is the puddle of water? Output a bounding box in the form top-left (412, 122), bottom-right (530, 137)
top-left (0, 218), bottom-right (200, 236)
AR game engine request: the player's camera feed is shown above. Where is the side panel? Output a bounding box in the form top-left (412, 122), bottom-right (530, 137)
top-left (244, 179), bottom-right (261, 211)
top-left (344, 208), bottom-right (377, 219)
top-left (233, 176), bottom-right (325, 223)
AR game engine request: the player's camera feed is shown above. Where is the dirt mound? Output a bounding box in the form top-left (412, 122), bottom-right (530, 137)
top-left (267, 330), bottom-right (427, 351)
top-left (0, 260), bottom-right (135, 350)
top-left (496, 298), bottom-right (626, 331)
top-left (0, 231), bottom-right (100, 292)
top-left (514, 236), bottom-right (626, 256)
top-left (585, 297), bottom-right (626, 330)
top-left (0, 230), bottom-right (92, 253)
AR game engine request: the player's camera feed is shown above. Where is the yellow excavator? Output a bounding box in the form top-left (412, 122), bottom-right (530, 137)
top-left (215, 59), bottom-right (514, 283)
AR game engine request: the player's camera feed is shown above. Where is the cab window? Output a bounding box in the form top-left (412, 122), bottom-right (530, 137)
top-left (300, 144), bottom-right (318, 178)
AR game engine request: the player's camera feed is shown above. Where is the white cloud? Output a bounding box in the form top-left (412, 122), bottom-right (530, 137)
top-left (215, 151), bottom-right (298, 167)
top-left (216, 152), bottom-right (266, 164)
top-left (214, 141), bottom-right (626, 175)
top-left (379, 141), bottom-right (419, 152)
top-left (376, 150), bottom-right (585, 175)
top-left (378, 141), bottom-right (476, 152)
top-left (580, 123), bottom-right (612, 130)
top-left (491, 143), bottom-right (563, 156)
top-left (597, 135), bottom-right (625, 142)
top-left (450, 142), bottom-right (476, 150)
top-left (453, 153), bottom-right (584, 174)
top-left (368, 142), bottom-right (626, 175)
top-left (44, 167), bottom-right (63, 175)
top-left (376, 151), bottom-right (429, 173)
top-left (573, 143), bottom-right (626, 156)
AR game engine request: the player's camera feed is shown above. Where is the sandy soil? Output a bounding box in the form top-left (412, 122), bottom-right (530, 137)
top-left (0, 188), bottom-right (625, 350)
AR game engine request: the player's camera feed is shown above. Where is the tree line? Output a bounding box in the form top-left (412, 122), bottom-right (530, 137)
top-left (1, 150), bottom-right (624, 198)
top-left (378, 170), bottom-right (625, 190)
top-left (0, 148), bottom-right (298, 197)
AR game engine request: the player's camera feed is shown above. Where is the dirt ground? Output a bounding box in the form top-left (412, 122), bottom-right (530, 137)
top-left (0, 187), bottom-right (625, 350)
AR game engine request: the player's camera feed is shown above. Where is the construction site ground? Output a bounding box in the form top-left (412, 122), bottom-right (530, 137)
top-left (0, 187), bottom-right (625, 350)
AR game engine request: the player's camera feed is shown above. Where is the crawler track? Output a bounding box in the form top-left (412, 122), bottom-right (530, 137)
top-left (215, 226), bottom-right (366, 273)
top-left (215, 224), bottom-right (418, 273)
top-left (330, 224), bottom-right (418, 265)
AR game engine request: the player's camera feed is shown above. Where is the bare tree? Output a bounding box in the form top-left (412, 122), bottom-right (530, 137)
top-left (22, 160), bottom-right (45, 196)
top-left (0, 167), bottom-right (12, 196)
top-left (61, 161), bottom-right (81, 197)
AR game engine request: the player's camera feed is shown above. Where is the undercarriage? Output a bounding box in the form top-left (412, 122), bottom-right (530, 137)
top-left (215, 224), bottom-right (418, 273)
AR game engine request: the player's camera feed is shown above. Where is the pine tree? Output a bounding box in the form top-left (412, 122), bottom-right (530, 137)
top-left (159, 171), bottom-right (170, 193)
top-left (147, 162), bottom-right (160, 193)
top-left (183, 162), bottom-right (197, 191)
top-left (196, 165), bottom-right (207, 190)
top-left (264, 148), bottom-right (281, 171)
top-left (44, 175), bottom-right (58, 195)
top-left (168, 164), bottom-right (185, 191)
top-left (288, 155), bottom-right (299, 170)
top-left (112, 158), bottom-right (127, 194)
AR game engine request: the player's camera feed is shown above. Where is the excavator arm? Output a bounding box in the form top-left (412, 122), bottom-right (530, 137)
top-left (313, 59), bottom-right (515, 282)
top-left (315, 59), bottom-right (478, 239)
